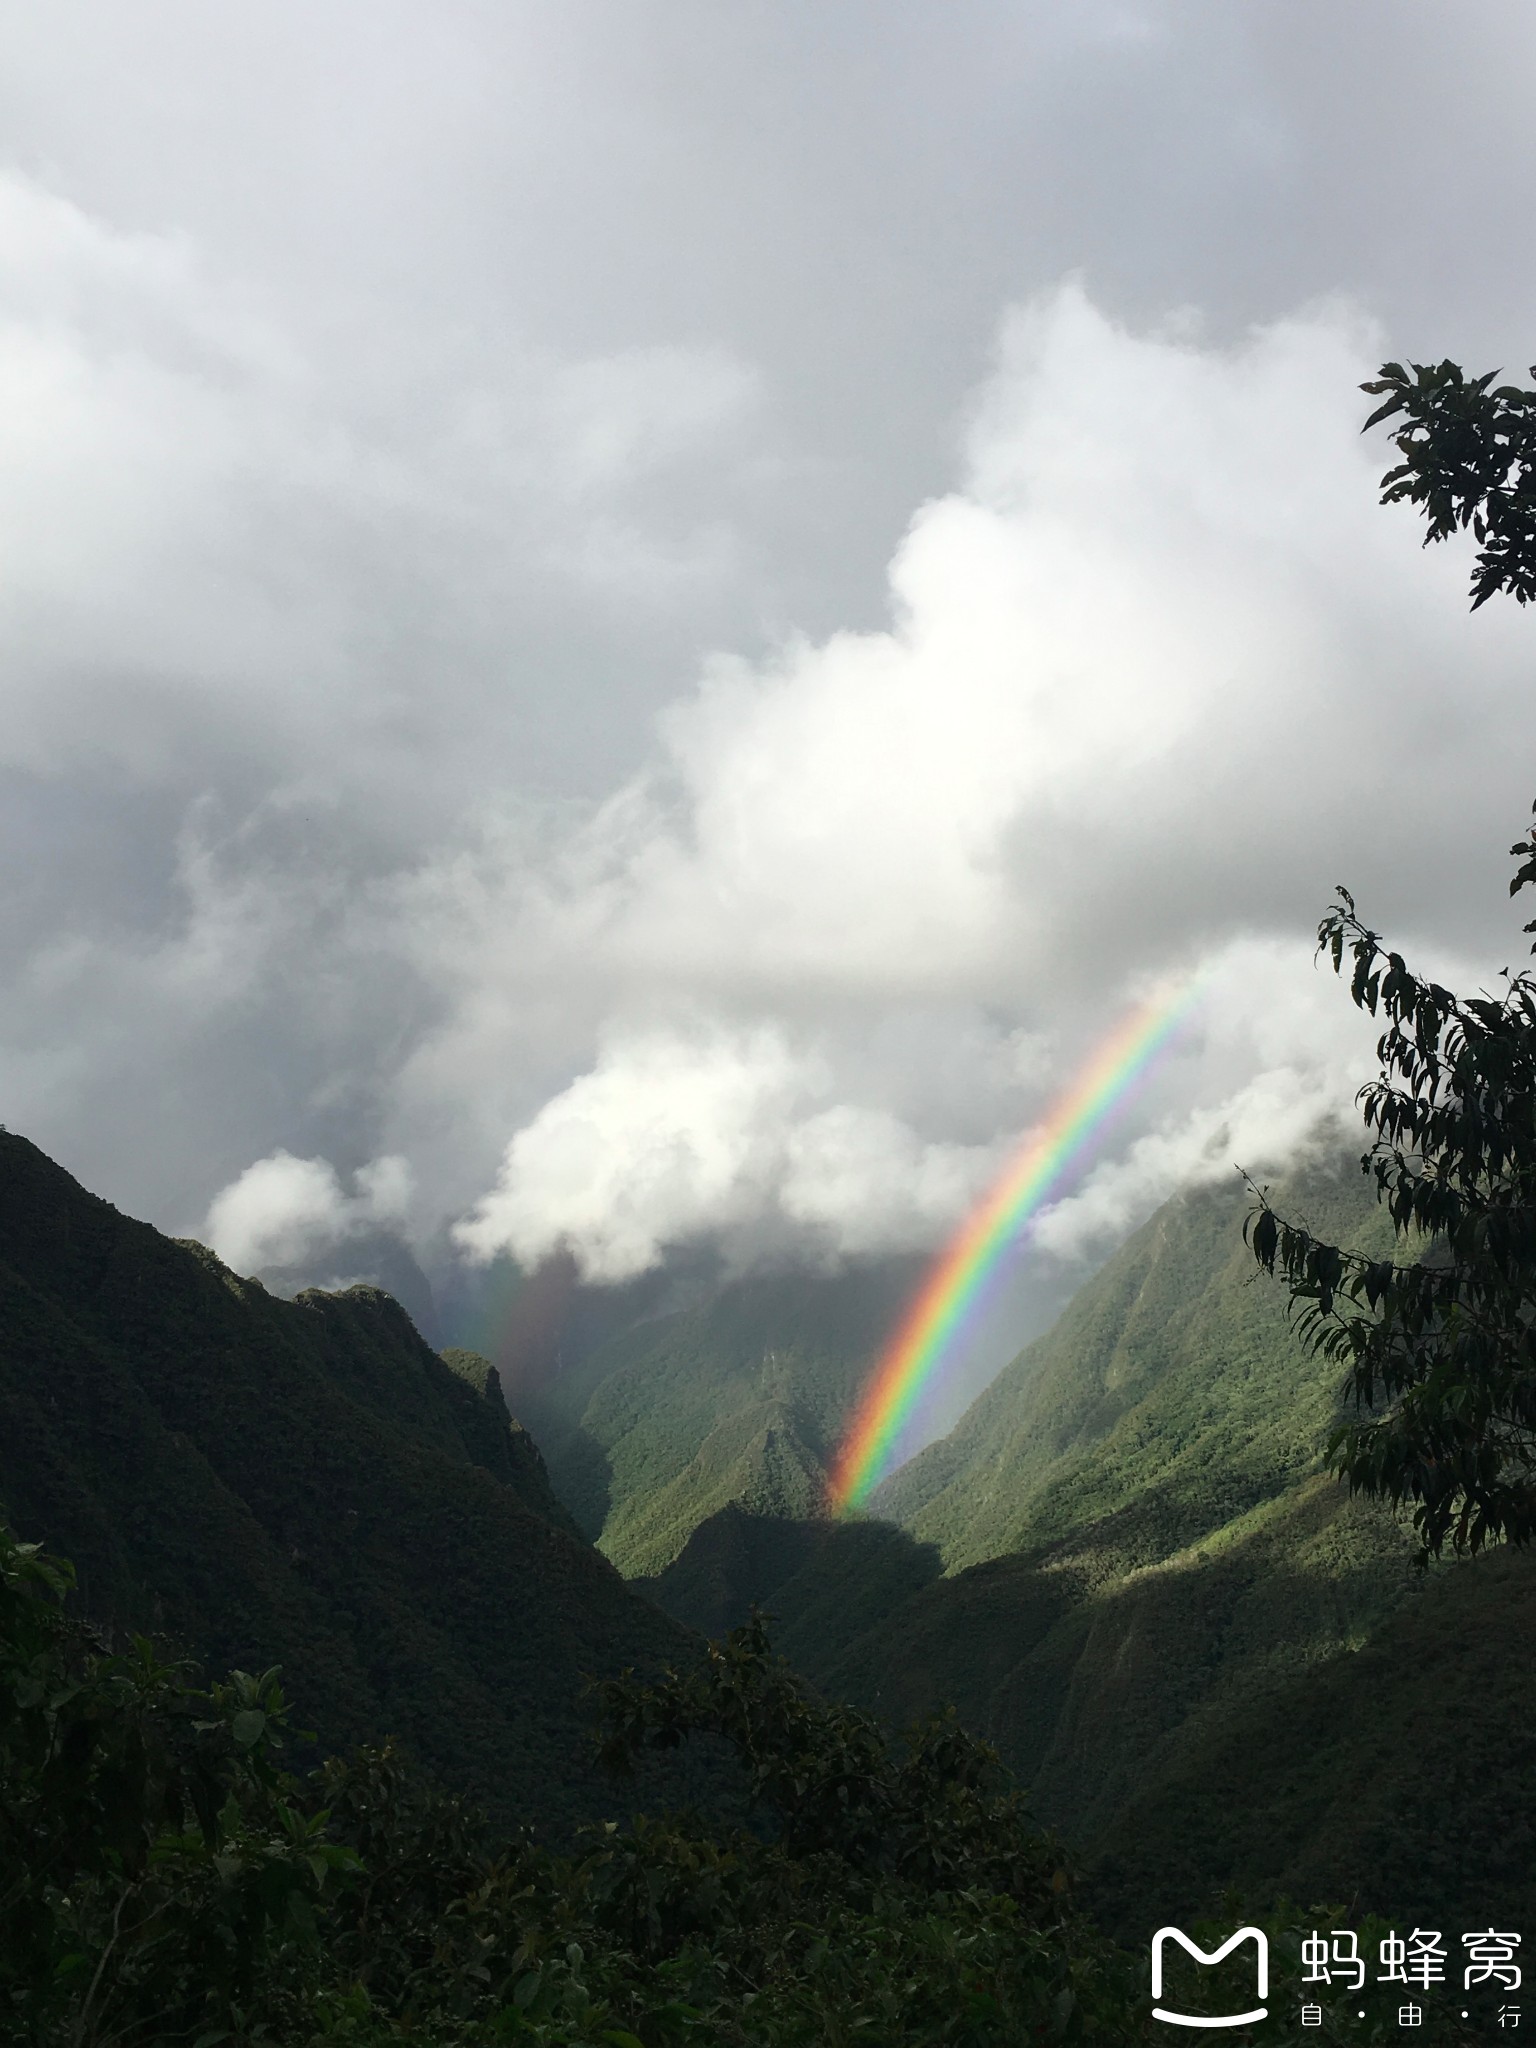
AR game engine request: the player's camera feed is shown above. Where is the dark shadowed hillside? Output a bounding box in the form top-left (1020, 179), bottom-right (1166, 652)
top-left (634, 1501), bottom-right (944, 1674)
top-left (822, 1165), bottom-right (1432, 1842)
top-left (0, 1133), bottom-right (697, 1831)
top-left (1085, 1541), bottom-right (1536, 1938)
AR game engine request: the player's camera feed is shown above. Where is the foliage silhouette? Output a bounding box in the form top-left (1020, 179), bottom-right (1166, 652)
top-left (1363, 357), bottom-right (1536, 607)
top-left (1246, 361), bottom-right (1536, 1561)
top-left (1, 1513), bottom-right (358, 2044)
top-left (1, 1512), bottom-right (1176, 2046)
top-left (1247, 843), bottom-right (1536, 1559)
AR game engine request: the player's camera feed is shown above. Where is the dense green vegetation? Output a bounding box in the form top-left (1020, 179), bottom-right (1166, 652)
top-left (0, 1514), bottom-right (1179, 2047)
top-left (1250, 858), bottom-right (1536, 1557)
top-left (636, 1505), bottom-right (943, 1675)
top-left (872, 1155), bottom-right (1397, 1572)
top-left (440, 1349), bottom-right (584, 1543)
top-left (521, 1261), bottom-right (924, 1577)
top-left (642, 1163), bottom-right (1536, 1933)
top-left (5, 1510), bottom-right (1492, 2046)
top-left (0, 1128), bottom-right (1524, 2038)
top-left (0, 1133), bottom-right (695, 1832)
top-left (628, 1156), bottom-right (1536, 1952)
top-left (7, 343), bottom-right (1535, 2038)
top-left (1237, 358), bottom-right (1536, 1555)
top-left (1090, 1541), bottom-right (1536, 1940)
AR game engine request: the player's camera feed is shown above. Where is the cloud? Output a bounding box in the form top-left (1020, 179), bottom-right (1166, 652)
top-left (204, 1149), bottom-right (411, 1274)
top-left (454, 1024), bottom-right (806, 1282)
top-left (433, 285), bottom-right (1527, 1281)
top-left (449, 935), bottom-right (1385, 1283)
top-left (7, 5), bottom-right (1536, 1452)
top-left (453, 1019), bottom-right (1008, 1282)
top-left (7, 252), bottom-right (1534, 1308)
top-left (556, 286), bottom-right (1503, 998)
top-left (0, 170), bottom-right (765, 809)
top-left (1027, 1029), bottom-right (1373, 1265)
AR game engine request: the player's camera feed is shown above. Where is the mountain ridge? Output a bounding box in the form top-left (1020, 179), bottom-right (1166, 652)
top-left (0, 1131), bottom-right (698, 1832)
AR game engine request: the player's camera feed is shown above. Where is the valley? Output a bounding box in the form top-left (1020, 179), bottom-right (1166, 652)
top-left (2, 1127), bottom-right (1528, 2038)
top-left (543, 1153), bottom-right (1533, 1933)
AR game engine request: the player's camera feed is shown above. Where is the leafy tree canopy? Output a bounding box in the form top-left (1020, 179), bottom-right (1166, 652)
top-left (1363, 356), bottom-right (1536, 607)
top-left (2, 1510), bottom-right (1164, 2046)
top-left (1248, 356), bottom-right (1536, 1561)
top-left (1248, 848), bottom-right (1536, 1561)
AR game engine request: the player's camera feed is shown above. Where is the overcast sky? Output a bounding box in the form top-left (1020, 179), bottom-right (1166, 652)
top-left (6, 1), bottom-right (1536, 1379)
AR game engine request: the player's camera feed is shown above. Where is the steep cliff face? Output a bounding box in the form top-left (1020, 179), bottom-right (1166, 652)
top-left (439, 1343), bottom-right (584, 1540)
top-left (0, 1132), bottom-right (694, 1831)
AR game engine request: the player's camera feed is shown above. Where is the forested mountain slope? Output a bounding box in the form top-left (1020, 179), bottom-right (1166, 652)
top-left (522, 1258), bottom-right (925, 1576)
top-left (825, 1163), bottom-right (1427, 1814)
top-left (634, 1503), bottom-right (944, 1670)
top-left (1086, 1540), bottom-right (1536, 1937)
top-left (0, 1133), bottom-right (694, 1831)
top-left (873, 1153), bottom-right (1396, 1570)
top-left (641, 1156), bottom-right (1529, 1927)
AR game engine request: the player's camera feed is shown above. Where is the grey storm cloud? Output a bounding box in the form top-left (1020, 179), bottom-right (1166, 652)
top-left (3, 1), bottom-right (1536, 1345)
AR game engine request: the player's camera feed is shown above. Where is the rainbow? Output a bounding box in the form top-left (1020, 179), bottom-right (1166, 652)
top-left (826, 977), bottom-right (1205, 1514)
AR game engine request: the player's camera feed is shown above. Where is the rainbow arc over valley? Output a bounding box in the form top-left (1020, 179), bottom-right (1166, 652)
top-left (826, 977), bottom-right (1206, 1515)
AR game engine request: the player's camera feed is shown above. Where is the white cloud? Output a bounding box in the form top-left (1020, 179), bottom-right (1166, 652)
top-left (7, 256), bottom-right (1535, 1303)
top-left (1027, 1050), bottom-right (1366, 1263)
top-left (453, 1020), bottom-right (1010, 1281)
top-left (5, 4), bottom-right (1536, 1448)
top-left (416, 285), bottom-right (1520, 1033)
top-left (446, 933), bottom-right (1389, 1283)
top-left (779, 1108), bottom-right (998, 1256)
top-left (204, 1149), bottom-right (412, 1273)
top-left (430, 286), bottom-right (1530, 1282)
top-left (454, 1023), bottom-right (810, 1283)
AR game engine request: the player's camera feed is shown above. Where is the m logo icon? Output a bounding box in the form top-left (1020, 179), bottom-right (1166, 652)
top-left (1151, 1925), bottom-right (1269, 2028)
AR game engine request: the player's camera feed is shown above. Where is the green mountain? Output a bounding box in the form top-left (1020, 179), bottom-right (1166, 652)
top-left (1087, 1540), bottom-right (1536, 1936)
top-left (872, 1153), bottom-right (1398, 1571)
top-left (640, 1156), bottom-right (1536, 1932)
top-left (0, 1132), bottom-right (696, 1832)
top-left (635, 1503), bottom-right (944, 1674)
top-left (827, 1161), bottom-right (1427, 1804)
top-left (437, 1343), bottom-right (585, 1542)
top-left (521, 1258), bottom-right (926, 1576)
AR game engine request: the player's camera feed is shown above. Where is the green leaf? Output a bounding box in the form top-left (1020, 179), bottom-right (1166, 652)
top-left (231, 1707), bottom-right (266, 1747)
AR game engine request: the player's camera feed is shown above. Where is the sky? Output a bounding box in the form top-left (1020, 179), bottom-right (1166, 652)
top-left (6, 1), bottom-right (1536, 1413)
